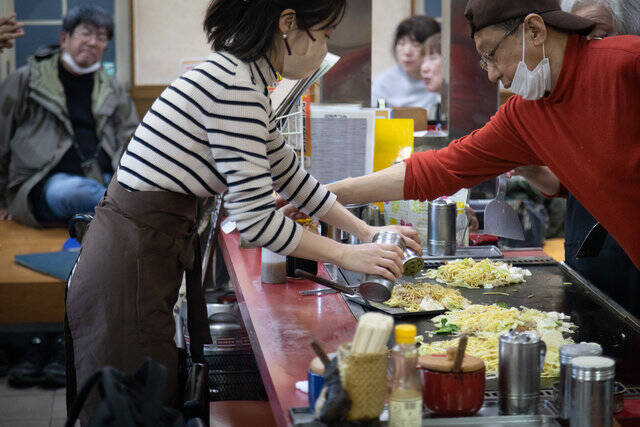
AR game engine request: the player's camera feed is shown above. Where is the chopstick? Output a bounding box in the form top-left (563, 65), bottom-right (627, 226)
top-left (294, 269), bottom-right (356, 295)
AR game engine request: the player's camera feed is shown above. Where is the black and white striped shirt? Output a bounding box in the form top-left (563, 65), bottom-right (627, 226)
top-left (118, 52), bottom-right (336, 255)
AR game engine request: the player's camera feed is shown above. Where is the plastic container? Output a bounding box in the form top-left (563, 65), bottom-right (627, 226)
top-left (261, 249), bottom-right (286, 284)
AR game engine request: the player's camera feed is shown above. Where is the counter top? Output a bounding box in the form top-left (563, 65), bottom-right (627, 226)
top-left (219, 231), bottom-right (357, 427)
top-left (219, 230), bottom-right (555, 426)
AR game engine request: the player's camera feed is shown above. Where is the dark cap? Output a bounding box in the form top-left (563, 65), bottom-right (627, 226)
top-left (464, 0), bottom-right (596, 38)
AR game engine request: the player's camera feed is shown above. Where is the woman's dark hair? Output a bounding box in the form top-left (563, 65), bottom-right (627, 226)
top-left (394, 15), bottom-right (441, 47)
top-left (204, 0), bottom-right (347, 62)
top-left (62, 5), bottom-right (114, 40)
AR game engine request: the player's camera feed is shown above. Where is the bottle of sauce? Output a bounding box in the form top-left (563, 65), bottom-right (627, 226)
top-left (389, 324), bottom-right (422, 427)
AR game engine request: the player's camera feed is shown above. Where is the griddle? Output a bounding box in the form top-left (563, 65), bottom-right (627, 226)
top-left (334, 261), bottom-right (640, 389)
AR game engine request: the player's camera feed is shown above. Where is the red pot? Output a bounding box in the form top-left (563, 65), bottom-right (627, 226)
top-left (419, 366), bottom-right (486, 416)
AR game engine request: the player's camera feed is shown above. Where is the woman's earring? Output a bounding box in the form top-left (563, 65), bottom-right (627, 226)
top-left (283, 33), bottom-right (292, 56)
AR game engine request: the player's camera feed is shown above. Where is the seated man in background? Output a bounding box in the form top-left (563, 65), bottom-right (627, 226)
top-left (0, 13), bottom-right (24, 53)
top-left (0, 5), bottom-right (137, 226)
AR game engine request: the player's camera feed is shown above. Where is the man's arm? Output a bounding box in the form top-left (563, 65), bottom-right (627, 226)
top-left (0, 69), bottom-right (28, 217)
top-left (112, 85), bottom-right (139, 165)
top-left (506, 165), bottom-right (562, 196)
top-left (327, 162), bottom-right (406, 205)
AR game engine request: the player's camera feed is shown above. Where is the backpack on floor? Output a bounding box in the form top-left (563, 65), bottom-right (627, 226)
top-left (65, 358), bottom-right (184, 427)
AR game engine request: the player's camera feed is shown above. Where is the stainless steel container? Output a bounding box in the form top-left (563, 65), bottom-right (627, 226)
top-left (322, 203), bottom-right (380, 245)
top-left (558, 343), bottom-right (603, 420)
top-left (428, 197), bottom-right (457, 256)
top-left (402, 247), bottom-right (424, 276)
top-left (359, 231), bottom-right (405, 302)
top-left (570, 356), bottom-right (615, 427)
top-left (498, 330), bottom-right (546, 415)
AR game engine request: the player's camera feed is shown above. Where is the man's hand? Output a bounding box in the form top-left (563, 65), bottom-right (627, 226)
top-left (0, 14), bottom-right (25, 53)
top-left (506, 165), bottom-right (560, 196)
top-left (364, 225), bottom-right (422, 253)
top-left (0, 208), bottom-right (12, 220)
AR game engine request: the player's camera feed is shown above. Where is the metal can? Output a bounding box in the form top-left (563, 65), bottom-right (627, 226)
top-left (498, 330), bottom-right (546, 415)
top-left (570, 356), bottom-right (615, 427)
top-left (428, 197), bottom-right (456, 256)
top-left (402, 247), bottom-right (424, 276)
top-left (360, 232), bottom-right (405, 302)
top-left (558, 343), bottom-right (603, 420)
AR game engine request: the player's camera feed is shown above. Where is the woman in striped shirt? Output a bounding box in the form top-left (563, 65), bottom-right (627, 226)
top-left (66, 0), bottom-right (420, 421)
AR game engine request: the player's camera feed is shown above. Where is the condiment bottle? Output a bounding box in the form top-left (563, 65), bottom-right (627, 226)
top-left (389, 324), bottom-right (422, 427)
top-left (570, 356), bottom-right (615, 427)
top-left (261, 249), bottom-right (286, 284)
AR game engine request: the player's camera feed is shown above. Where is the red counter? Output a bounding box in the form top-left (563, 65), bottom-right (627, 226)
top-left (219, 231), bottom-right (357, 427)
top-left (219, 230), bottom-right (550, 426)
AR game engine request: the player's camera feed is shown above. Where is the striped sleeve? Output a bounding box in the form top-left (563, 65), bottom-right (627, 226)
top-left (266, 129), bottom-right (336, 218)
top-left (204, 87), bottom-right (302, 255)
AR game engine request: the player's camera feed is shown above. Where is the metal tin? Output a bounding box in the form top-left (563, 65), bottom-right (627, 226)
top-left (570, 356), bottom-right (615, 427)
top-left (402, 247), bottom-right (424, 276)
top-left (498, 330), bottom-right (546, 415)
top-left (359, 232), bottom-right (405, 302)
top-left (428, 198), bottom-right (457, 256)
top-left (558, 343), bottom-right (602, 420)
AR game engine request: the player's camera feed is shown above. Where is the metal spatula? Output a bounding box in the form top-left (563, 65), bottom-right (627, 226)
top-left (483, 174), bottom-right (525, 241)
top-left (576, 222), bottom-right (608, 258)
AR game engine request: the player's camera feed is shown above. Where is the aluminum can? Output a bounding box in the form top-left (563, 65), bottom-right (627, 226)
top-left (498, 330), bottom-right (546, 415)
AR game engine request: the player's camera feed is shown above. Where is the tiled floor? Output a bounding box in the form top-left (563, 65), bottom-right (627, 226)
top-left (0, 377), bottom-right (67, 427)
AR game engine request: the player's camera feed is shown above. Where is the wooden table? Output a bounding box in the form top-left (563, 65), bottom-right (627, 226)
top-left (219, 231), bottom-right (357, 427)
top-left (0, 220), bottom-right (68, 323)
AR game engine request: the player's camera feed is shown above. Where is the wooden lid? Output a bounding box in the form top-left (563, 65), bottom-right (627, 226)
top-left (418, 347), bottom-right (485, 373)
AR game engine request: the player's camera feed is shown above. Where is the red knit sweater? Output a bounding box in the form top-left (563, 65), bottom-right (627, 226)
top-left (404, 35), bottom-right (640, 268)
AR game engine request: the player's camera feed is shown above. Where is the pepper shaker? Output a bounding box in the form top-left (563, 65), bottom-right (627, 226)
top-left (558, 343), bottom-right (603, 420)
top-left (570, 356), bottom-right (615, 427)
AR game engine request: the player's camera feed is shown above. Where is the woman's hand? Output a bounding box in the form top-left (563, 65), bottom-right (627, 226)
top-left (338, 243), bottom-right (404, 281)
top-left (364, 225), bottom-right (422, 253)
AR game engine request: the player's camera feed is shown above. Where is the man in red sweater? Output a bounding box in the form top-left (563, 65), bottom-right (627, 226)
top-left (327, 0), bottom-right (640, 270)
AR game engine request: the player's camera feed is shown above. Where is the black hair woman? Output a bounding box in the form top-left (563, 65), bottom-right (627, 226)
top-left (65, 0), bottom-right (421, 424)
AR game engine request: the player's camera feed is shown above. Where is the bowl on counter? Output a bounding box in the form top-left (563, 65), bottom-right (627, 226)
top-left (418, 352), bottom-right (486, 416)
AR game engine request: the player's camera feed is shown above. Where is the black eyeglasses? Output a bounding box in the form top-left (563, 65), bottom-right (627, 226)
top-left (479, 21), bottom-right (521, 71)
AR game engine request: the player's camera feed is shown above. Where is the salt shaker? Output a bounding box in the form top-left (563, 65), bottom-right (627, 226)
top-left (498, 330), bottom-right (546, 415)
top-left (558, 343), bottom-right (603, 420)
top-left (570, 356), bottom-right (615, 427)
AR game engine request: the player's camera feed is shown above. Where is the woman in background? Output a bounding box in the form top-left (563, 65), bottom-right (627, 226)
top-left (420, 32), bottom-right (447, 125)
top-left (371, 15), bottom-right (440, 110)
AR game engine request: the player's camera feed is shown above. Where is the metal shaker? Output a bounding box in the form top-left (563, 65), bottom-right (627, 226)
top-left (558, 343), bottom-right (603, 420)
top-left (498, 330), bottom-right (546, 415)
top-left (402, 247), bottom-right (424, 276)
top-left (359, 231), bottom-right (405, 302)
top-left (570, 356), bottom-right (615, 427)
top-left (428, 197), bottom-right (456, 256)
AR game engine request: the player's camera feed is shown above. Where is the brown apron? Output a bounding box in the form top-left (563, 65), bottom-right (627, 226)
top-left (65, 177), bottom-right (211, 424)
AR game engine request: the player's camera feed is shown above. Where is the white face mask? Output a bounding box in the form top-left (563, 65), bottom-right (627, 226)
top-left (509, 25), bottom-right (551, 100)
top-left (62, 51), bottom-right (101, 75)
top-left (281, 29), bottom-right (328, 80)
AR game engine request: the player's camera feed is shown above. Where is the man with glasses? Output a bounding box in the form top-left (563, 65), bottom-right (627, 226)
top-left (0, 5), bottom-right (137, 226)
top-left (318, 0), bottom-right (640, 271)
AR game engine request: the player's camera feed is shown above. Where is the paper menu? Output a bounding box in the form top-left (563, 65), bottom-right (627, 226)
top-left (308, 105), bottom-right (376, 184)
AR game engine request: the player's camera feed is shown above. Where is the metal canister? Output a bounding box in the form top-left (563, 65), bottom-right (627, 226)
top-left (498, 330), bottom-right (546, 415)
top-left (359, 232), bottom-right (405, 302)
top-left (570, 356), bottom-right (615, 427)
top-left (402, 247), bottom-right (424, 276)
top-left (558, 343), bottom-right (603, 420)
top-left (428, 197), bottom-right (456, 256)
